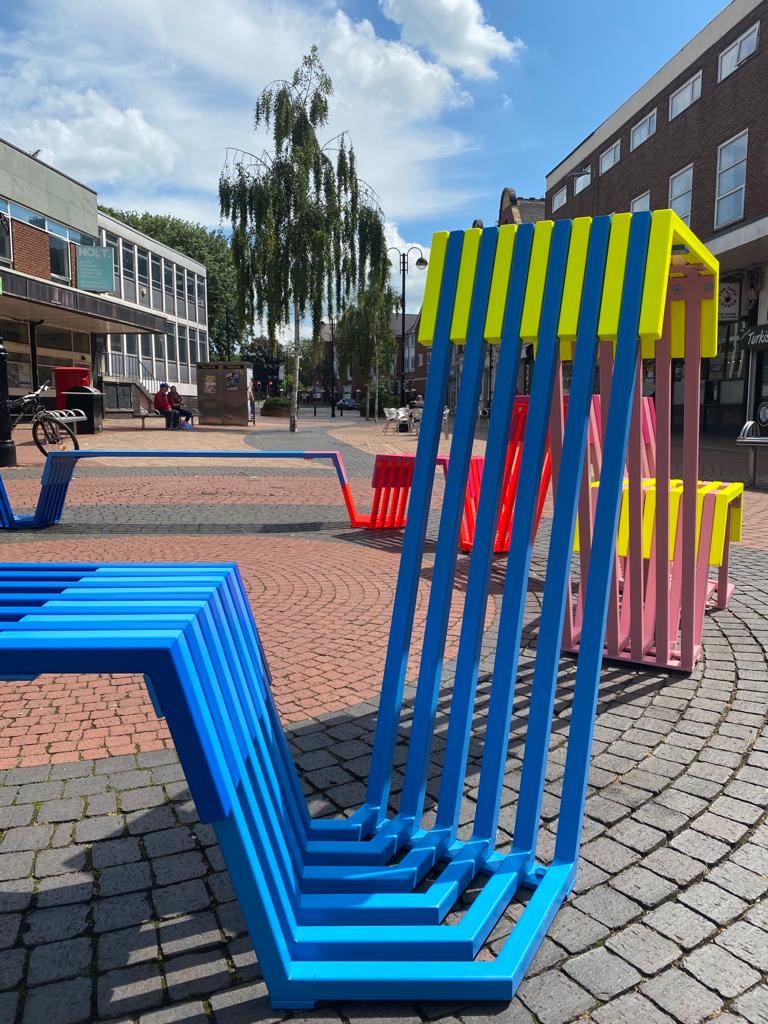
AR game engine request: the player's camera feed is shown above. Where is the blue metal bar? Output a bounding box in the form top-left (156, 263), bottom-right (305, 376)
top-left (472, 219), bottom-right (571, 844)
top-left (435, 224), bottom-right (534, 834)
top-left (554, 211), bottom-right (651, 865)
top-left (511, 216), bottom-right (611, 863)
top-left (398, 227), bottom-right (497, 825)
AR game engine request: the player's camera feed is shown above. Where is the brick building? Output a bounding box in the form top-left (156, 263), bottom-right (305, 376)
top-left (0, 137), bottom-right (207, 407)
top-left (546, 0), bottom-right (768, 434)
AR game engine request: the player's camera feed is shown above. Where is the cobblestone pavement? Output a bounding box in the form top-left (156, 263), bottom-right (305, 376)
top-left (0, 415), bottom-right (767, 1024)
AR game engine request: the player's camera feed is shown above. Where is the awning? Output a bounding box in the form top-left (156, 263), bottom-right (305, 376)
top-left (0, 268), bottom-right (171, 335)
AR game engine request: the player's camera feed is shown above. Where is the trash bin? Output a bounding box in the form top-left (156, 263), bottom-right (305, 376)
top-left (54, 366), bottom-right (91, 410)
top-left (64, 385), bottom-right (104, 435)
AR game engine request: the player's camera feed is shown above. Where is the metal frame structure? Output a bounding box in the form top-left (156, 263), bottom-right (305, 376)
top-left (0, 212), bottom-right (719, 1007)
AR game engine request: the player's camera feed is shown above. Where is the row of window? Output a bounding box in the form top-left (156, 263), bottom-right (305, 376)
top-left (102, 231), bottom-right (206, 325)
top-left (107, 326), bottom-right (208, 385)
top-left (552, 20), bottom-right (760, 213)
top-left (627, 129), bottom-right (748, 230)
top-left (0, 197), bottom-right (99, 283)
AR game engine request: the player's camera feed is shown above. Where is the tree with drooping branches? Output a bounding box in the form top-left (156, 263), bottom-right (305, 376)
top-left (219, 46), bottom-right (388, 431)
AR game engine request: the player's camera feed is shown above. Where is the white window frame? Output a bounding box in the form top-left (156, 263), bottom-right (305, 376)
top-left (573, 168), bottom-right (591, 195)
top-left (668, 164), bottom-right (693, 225)
top-left (630, 191), bottom-right (650, 214)
top-left (552, 186), bottom-right (567, 212)
top-left (630, 108), bottom-right (657, 151)
top-left (0, 200), bottom-right (13, 265)
top-left (718, 22), bottom-right (759, 82)
top-left (599, 140), bottom-right (621, 175)
top-left (715, 130), bottom-right (748, 229)
top-left (669, 70), bottom-right (702, 120)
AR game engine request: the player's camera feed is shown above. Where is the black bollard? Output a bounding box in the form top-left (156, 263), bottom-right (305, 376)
top-left (0, 338), bottom-right (17, 468)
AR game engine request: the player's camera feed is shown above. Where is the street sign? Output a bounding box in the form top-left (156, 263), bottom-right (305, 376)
top-left (77, 247), bottom-right (115, 292)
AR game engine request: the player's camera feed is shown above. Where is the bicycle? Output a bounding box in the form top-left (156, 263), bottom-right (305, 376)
top-left (8, 381), bottom-right (80, 455)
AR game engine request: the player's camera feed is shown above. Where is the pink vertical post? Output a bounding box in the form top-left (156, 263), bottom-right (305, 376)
top-left (655, 326), bottom-right (672, 667)
top-left (680, 278), bottom-right (702, 673)
top-left (599, 341), bottom-right (621, 658)
top-left (717, 502), bottom-right (734, 610)
top-left (694, 490), bottom-right (717, 647)
top-left (628, 358), bottom-right (645, 662)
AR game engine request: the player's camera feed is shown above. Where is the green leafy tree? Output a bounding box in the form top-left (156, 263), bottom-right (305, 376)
top-left (98, 208), bottom-right (239, 360)
top-left (335, 281), bottom-right (397, 420)
top-left (219, 45), bottom-right (387, 431)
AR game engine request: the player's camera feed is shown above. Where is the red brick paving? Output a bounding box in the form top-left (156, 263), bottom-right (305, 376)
top-left (0, 534), bottom-right (500, 769)
top-left (3, 471), bottom-right (445, 511)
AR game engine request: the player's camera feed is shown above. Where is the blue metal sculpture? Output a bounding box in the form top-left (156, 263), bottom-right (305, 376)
top-left (0, 213), bottom-right (719, 1007)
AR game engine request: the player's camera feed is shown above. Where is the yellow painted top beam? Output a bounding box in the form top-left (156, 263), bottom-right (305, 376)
top-left (557, 217), bottom-right (592, 360)
top-left (597, 213), bottom-right (631, 343)
top-left (449, 228), bottom-right (482, 343)
top-left (416, 231), bottom-right (449, 347)
top-left (484, 224), bottom-right (516, 344)
top-left (520, 221), bottom-right (553, 344)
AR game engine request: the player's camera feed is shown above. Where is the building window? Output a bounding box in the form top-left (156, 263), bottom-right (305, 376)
top-left (48, 235), bottom-right (70, 281)
top-left (715, 131), bottom-right (747, 228)
top-left (718, 22), bottom-right (759, 81)
top-left (669, 71), bottom-right (702, 120)
top-left (151, 254), bottom-right (161, 290)
top-left (669, 165), bottom-right (693, 225)
top-left (552, 186), bottom-right (567, 212)
top-left (122, 242), bottom-right (134, 280)
top-left (199, 331), bottom-right (207, 362)
top-left (178, 326), bottom-right (189, 383)
top-left (175, 267), bottom-right (185, 298)
top-left (9, 202), bottom-right (45, 229)
top-left (573, 168), bottom-right (591, 194)
top-left (599, 141), bottom-right (620, 175)
top-left (104, 232), bottom-right (120, 295)
top-left (0, 212), bottom-right (11, 263)
top-left (630, 108), bottom-right (656, 151)
top-left (631, 191), bottom-right (651, 213)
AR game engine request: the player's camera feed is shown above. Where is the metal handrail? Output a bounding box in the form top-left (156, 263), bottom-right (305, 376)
top-left (738, 420), bottom-right (761, 440)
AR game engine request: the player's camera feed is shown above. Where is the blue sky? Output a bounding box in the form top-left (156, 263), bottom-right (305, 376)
top-left (1, 0), bottom-right (728, 310)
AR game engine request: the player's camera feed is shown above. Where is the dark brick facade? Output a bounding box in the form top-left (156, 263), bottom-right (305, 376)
top-left (12, 221), bottom-right (51, 279)
top-left (7, 221), bottom-right (81, 285)
top-left (546, 1), bottom-right (768, 245)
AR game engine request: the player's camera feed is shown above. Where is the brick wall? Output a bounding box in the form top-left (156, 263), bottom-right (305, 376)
top-left (546, 1), bottom-right (768, 243)
top-left (12, 221), bottom-right (51, 279)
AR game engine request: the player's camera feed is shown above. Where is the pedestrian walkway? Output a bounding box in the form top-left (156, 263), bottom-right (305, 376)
top-left (0, 414), bottom-right (766, 1023)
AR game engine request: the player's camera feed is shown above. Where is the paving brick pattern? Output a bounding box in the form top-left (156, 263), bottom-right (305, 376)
top-left (0, 416), bottom-right (767, 1023)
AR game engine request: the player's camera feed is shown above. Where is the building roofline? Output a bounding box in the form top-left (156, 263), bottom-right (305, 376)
top-left (545, 0), bottom-right (762, 189)
top-left (97, 211), bottom-right (207, 275)
top-left (0, 135), bottom-right (97, 196)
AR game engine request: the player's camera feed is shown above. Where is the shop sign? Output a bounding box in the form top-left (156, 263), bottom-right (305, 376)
top-left (742, 323), bottom-right (768, 351)
top-left (719, 281), bottom-right (741, 321)
top-left (77, 247), bottom-right (115, 292)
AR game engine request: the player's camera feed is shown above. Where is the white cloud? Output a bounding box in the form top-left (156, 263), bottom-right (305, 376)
top-left (0, 0), bottom-right (522, 244)
top-left (380, 0), bottom-right (522, 79)
top-left (385, 222), bottom-right (433, 315)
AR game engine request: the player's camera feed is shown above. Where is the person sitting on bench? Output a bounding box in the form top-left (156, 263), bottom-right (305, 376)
top-left (154, 383), bottom-right (179, 430)
top-left (168, 385), bottom-right (193, 428)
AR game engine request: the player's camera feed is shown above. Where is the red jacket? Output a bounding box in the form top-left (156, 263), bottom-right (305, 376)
top-left (154, 390), bottom-right (172, 413)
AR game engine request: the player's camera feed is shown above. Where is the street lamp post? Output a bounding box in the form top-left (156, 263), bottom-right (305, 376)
top-left (323, 317), bottom-right (337, 418)
top-left (387, 246), bottom-right (428, 406)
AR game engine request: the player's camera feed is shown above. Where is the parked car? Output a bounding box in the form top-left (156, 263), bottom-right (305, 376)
top-left (336, 397), bottom-right (359, 410)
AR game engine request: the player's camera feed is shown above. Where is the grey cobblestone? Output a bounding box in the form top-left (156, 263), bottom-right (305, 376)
top-left (164, 948), bottom-right (232, 1000)
top-left (0, 946), bottom-right (24, 990)
top-left (563, 947), bottom-right (641, 1000)
top-left (28, 936), bottom-right (92, 985)
top-left (684, 943), bottom-right (762, 998)
top-left (23, 976), bottom-right (92, 1024)
top-left (640, 967), bottom-right (723, 1024)
top-left (36, 871), bottom-right (93, 907)
top-left (519, 969), bottom-right (595, 1024)
top-left (643, 901), bottom-right (717, 949)
top-left (606, 923), bottom-right (681, 974)
top-left (97, 962), bottom-right (164, 1018)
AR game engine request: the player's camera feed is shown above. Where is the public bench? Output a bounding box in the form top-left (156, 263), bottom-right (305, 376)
top-left (138, 407), bottom-right (200, 429)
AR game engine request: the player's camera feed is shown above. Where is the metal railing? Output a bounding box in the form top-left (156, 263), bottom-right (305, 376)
top-left (98, 352), bottom-right (161, 395)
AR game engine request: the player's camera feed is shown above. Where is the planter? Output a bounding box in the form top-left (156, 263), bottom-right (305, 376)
top-left (260, 406), bottom-right (291, 418)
